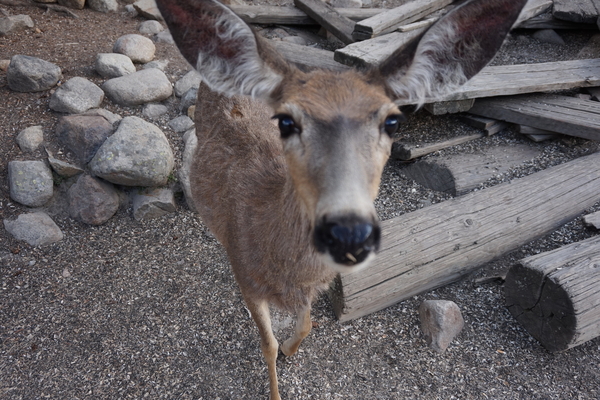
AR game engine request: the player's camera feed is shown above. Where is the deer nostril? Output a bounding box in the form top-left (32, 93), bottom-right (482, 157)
top-left (314, 217), bottom-right (380, 266)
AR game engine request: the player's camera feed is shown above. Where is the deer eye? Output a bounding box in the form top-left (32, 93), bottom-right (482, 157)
top-left (383, 114), bottom-right (405, 136)
top-left (273, 114), bottom-right (301, 138)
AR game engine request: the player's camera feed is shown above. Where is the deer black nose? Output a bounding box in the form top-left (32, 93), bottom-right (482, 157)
top-left (314, 216), bottom-right (380, 266)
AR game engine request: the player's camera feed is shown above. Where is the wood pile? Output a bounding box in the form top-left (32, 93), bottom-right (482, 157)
top-left (231, 0), bottom-right (600, 348)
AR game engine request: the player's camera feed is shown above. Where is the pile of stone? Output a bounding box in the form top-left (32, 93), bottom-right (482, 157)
top-left (3, 26), bottom-right (202, 247)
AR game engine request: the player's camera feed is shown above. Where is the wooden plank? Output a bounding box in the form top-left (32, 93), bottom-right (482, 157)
top-left (330, 152), bottom-right (600, 322)
top-left (271, 41), bottom-right (349, 72)
top-left (391, 133), bottom-right (484, 161)
top-left (294, 0), bottom-right (355, 44)
top-left (505, 235), bottom-right (600, 352)
top-left (517, 14), bottom-right (597, 29)
top-left (469, 94), bottom-right (600, 142)
top-left (229, 5), bottom-right (382, 25)
top-left (334, 29), bottom-right (424, 69)
top-left (584, 211), bottom-right (600, 229)
top-left (352, 0), bottom-right (452, 41)
top-left (553, 0), bottom-right (600, 24)
top-left (513, 0), bottom-right (553, 26)
top-left (396, 59), bottom-right (600, 105)
top-left (424, 99), bottom-right (474, 115)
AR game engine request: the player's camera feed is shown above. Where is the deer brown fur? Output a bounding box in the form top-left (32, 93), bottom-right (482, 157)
top-left (156, 0), bottom-right (527, 398)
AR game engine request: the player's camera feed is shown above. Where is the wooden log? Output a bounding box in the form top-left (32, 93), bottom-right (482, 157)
top-left (553, 0), bottom-right (600, 24)
top-left (517, 13), bottom-right (597, 29)
top-left (505, 235), bottom-right (600, 352)
top-left (271, 41), bottom-right (349, 72)
top-left (518, 125), bottom-right (560, 142)
top-left (400, 144), bottom-right (541, 195)
top-left (352, 0), bottom-right (452, 41)
top-left (293, 0), bottom-right (355, 44)
top-left (391, 133), bottom-right (484, 161)
top-left (584, 211), bottom-right (600, 229)
top-left (330, 152), bottom-right (600, 322)
top-left (424, 99), bottom-right (474, 115)
top-left (469, 94), bottom-right (600, 142)
top-left (397, 58), bottom-right (600, 105)
top-left (459, 115), bottom-right (510, 136)
top-left (229, 5), bottom-right (382, 25)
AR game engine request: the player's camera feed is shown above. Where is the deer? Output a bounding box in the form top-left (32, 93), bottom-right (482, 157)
top-left (154, 0), bottom-right (527, 398)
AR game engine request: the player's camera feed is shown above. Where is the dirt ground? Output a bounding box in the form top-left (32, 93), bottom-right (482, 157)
top-left (1, 3), bottom-right (600, 400)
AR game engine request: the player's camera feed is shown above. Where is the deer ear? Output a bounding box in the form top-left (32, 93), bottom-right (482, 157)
top-left (156, 0), bottom-right (289, 101)
top-left (379, 0), bottom-right (527, 107)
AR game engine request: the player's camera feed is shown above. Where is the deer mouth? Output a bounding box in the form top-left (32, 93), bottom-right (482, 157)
top-left (313, 215), bottom-right (380, 271)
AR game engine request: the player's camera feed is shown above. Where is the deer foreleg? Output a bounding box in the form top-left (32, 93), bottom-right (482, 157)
top-left (281, 305), bottom-right (312, 357)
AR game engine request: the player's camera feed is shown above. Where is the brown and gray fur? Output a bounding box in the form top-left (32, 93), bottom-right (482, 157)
top-left (156, 0), bottom-right (527, 398)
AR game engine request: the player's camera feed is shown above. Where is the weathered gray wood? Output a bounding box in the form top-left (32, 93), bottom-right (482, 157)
top-left (424, 99), bottom-right (474, 115)
top-left (334, 29), bottom-right (424, 69)
top-left (459, 115), bottom-right (510, 136)
top-left (397, 58), bottom-right (600, 105)
top-left (391, 133), bottom-right (484, 161)
top-left (229, 5), bottom-right (382, 25)
top-left (505, 235), bottom-right (600, 352)
top-left (330, 152), bottom-right (600, 322)
top-left (397, 16), bottom-right (438, 32)
top-left (294, 0), bottom-right (355, 44)
top-left (400, 144), bottom-right (541, 195)
top-left (517, 13), bottom-right (596, 29)
top-left (553, 0), bottom-right (600, 24)
top-left (272, 41), bottom-right (349, 72)
top-left (518, 125), bottom-right (560, 142)
top-left (352, 0), bottom-right (452, 41)
top-left (469, 94), bottom-right (600, 142)
top-left (583, 211), bottom-right (600, 229)
top-left (513, 0), bottom-right (553, 26)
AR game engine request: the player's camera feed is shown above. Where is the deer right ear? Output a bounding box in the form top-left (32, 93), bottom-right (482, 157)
top-left (156, 0), bottom-right (289, 101)
top-left (379, 0), bottom-right (527, 107)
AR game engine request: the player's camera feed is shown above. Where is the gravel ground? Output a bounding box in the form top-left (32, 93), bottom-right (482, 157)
top-left (1, 4), bottom-right (600, 400)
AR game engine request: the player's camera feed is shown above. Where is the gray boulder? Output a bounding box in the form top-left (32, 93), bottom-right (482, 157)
top-left (56, 114), bottom-right (114, 164)
top-left (142, 103), bottom-right (168, 120)
top-left (95, 53), bottom-right (136, 78)
top-left (174, 70), bottom-right (201, 97)
top-left (87, 0), bottom-right (119, 12)
top-left (132, 187), bottom-right (176, 220)
top-left (8, 160), bottom-right (54, 207)
top-left (133, 0), bottom-right (164, 21)
top-left (419, 300), bottom-right (465, 353)
top-left (179, 86), bottom-right (198, 113)
top-left (7, 55), bottom-right (62, 92)
top-left (154, 30), bottom-right (174, 44)
top-left (4, 212), bottom-right (64, 246)
top-left (68, 175), bottom-right (120, 225)
top-left (168, 115), bottom-right (194, 133)
top-left (0, 15), bottom-right (34, 37)
top-left (139, 20), bottom-right (164, 35)
top-left (89, 116), bottom-right (174, 187)
top-left (143, 59), bottom-right (168, 71)
top-left (113, 34), bottom-right (155, 63)
top-left (58, 0), bottom-right (85, 9)
top-left (49, 77), bottom-right (104, 114)
top-left (102, 68), bottom-right (172, 106)
top-left (81, 108), bottom-right (122, 125)
top-left (16, 125), bottom-right (44, 152)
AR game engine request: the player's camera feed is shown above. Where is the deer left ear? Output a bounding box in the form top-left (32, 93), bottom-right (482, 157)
top-left (379, 0), bottom-right (527, 107)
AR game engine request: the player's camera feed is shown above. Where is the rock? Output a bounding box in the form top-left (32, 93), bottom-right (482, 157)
top-left (179, 87), bottom-right (198, 113)
top-left (8, 160), bottom-right (54, 207)
top-left (0, 59), bottom-right (10, 71)
top-left (57, 0), bottom-right (85, 9)
top-left (142, 103), bottom-right (169, 120)
top-left (132, 187), bottom-right (176, 220)
top-left (179, 128), bottom-right (197, 212)
top-left (532, 29), bottom-right (565, 45)
top-left (0, 15), bottom-right (35, 37)
top-left (89, 116), bottom-right (174, 187)
top-left (7, 55), bottom-right (62, 93)
top-left (133, 0), bottom-right (164, 21)
top-left (56, 114), bottom-right (114, 164)
top-left (139, 20), bottom-right (164, 35)
top-left (3, 212), bottom-right (64, 246)
top-left (16, 125), bottom-right (44, 152)
top-left (95, 53), bottom-right (136, 78)
top-left (81, 108), bottom-right (122, 125)
top-left (578, 34), bottom-right (600, 59)
top-left (187, 105), bottom-right (195, 119)
top-left (168, 115), bottom-right (194, 133)
top-left (68, 174), bottom-right (120, 225)
top-left (154, 30), bottom-right (174, 44)
top-left (143, 59), bottom-right (168, 71)
top-left (174, 70), bottom-right (201, 97)
top-left (87, 0), bottom-right (119, 12)
top-left (418, 300), bottom-right (464, 353)
top-left (113, 34), bottom-right (155, 63)
top-left (49, 77), bottom-right (104, 114)
top-left (47, 156), bottom-right (84, 178)
top-left (102, 68), bottom-right (172, 106)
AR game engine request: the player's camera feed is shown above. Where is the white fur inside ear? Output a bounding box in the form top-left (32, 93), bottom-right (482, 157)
top-left (386, 21), bottom-right (476, 108)
top-left (195, 7), bottom-right (283, 100)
